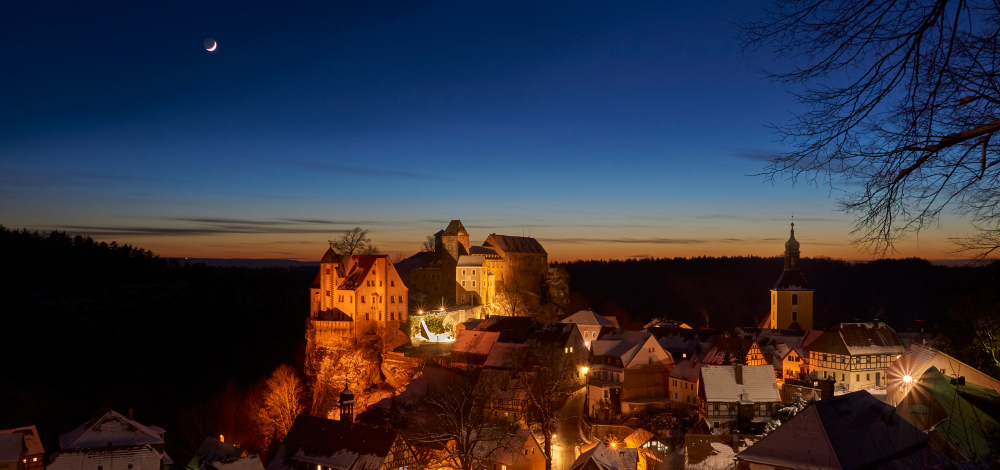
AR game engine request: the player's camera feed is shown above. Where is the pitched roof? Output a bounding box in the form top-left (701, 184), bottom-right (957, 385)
top-left (441, 220), bottom-right (468, 236)
top-left (0, 426), bottom-right (43, 456)
top-left (562, 310), bottom-right (618, 327)
top-left (475, 315), bottom-right (538, 333)
top-left (321, 247), bottom-right (338, 264)
top-left (484, 343), bottom-right (530, 369)
top-left (569, 440), bottom-right (639, 470)
top-left (702, 337), bottom-right (758, 365)
top-left (189, 437), bottom-right (246, 469)
top-left (452, 330), bottom-right (500, 356)
top-left (669, 357), bottom-right (701, 381)
top-left (700, 365), bottom-right (780, 403)
top-left (267, 415), bottom-right (396, 470)
top-left (59, 410), bottom-right (164, 450)
top-left (914, 367), bottom-right (1000, 460)
top-left (336, 255), bottom-right (389, 290)
top-left (590, 331), bottom-right (658, 368)
top-left (470, 429), bottom-right (536, 466)
top-left (736, 390), bottom-right (933, 470)
top-left (469, 246), bottom-right (499, 256)
top-left (772, 269), bottom-right (812, 290)
top-left (484, 234), bottom-right (547, 255)
top-left (808, 322), bottom-right (905, 356)
top-left (393, 251), bottom-right (441, 273)
top-left (457, 255), bottom-right (485, 267)
top-left (0, 434), bottom-right (23, 463)
top-left (524, 322), bottom-right (577, 349)
top-left (623, 429), bottom-right (657, 450)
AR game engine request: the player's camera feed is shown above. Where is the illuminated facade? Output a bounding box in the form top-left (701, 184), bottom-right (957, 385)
top-left (766, 224), bottom-right (814, 331)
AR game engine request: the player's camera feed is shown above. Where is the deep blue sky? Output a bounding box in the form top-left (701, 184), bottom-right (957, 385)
top-left (0, 1), bottom-right (963, 260)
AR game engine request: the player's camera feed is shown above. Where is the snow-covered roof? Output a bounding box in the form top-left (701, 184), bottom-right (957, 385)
top-left (267, 415), bottom-right (397, 470)
top-left (0, 433), bottom-right (22, 463)
top-left (736, 390), bottom-right (939, 470)
top-left (484, 343), bottom-right (529, 369)
top-left (669, 358), bottom-right (701, 381)
top-left (452, 330), bottom-right (500, 356)
top-left (808, 322), bottom-right (904, 357)
top-left (50, 444), bottom-right (165, 470)
top-left (569, 440), bottom-right (639, 470)
top-left (0, 426), bottom-right (43, 457)
top-left (561, 310), bottom-right (617, 327)
top-left (59, 411), bottom-right (165, 451)
top-left (471, 429), bottom-right (535, 466)
top-left (591, 331), bottom-right (658, 368)
top-left (189, 437), bottom-right (246, 469)
top-left (700, 365), bottom-right (780, 404)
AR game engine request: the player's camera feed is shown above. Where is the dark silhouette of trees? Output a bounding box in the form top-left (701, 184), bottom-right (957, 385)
top-left (332, 227), bottom-right (379, 255)
top-left (739, 1), bottom-right (1000, 258)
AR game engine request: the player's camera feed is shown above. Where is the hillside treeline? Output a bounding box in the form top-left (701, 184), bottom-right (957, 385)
top-left (560, 256), bottom-right (1000, 333)
top-left (0, 227), bottom-right (313, 461)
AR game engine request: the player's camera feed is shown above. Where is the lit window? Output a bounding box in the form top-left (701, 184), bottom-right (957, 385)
top-left (462, 281), bottom-right (466, 287)
top-left (391, 297), bottom-right (395, 303)
top-left (472, 270), bottom-right (476, 275)
top-left (472, 281), bottom-right (476, 287)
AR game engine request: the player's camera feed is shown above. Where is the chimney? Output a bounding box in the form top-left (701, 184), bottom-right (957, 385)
top-left (128, 408), bottom-right (134, 421)
top-left (736, 364), bottom-right (744, 385)
top-left (731, 430), bottom-right (740, 453)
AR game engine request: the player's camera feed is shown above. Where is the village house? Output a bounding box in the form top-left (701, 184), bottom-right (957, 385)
top-left (48, 411), bottom-right (172, 470)
top-left (702, 337), bottom-right (768, 366)
top-left (451, 330), bottom-right (501, 366)
top-left (669, 355), bottom-right (702, 410)
top-left (586, 331), bottom-right (675, 420)
top-left (804, 321), bottom-right (904, 390)
top-left (891, 366), bottom-right (1000, 461)
top-left (561, 310), bottom-right (619, 347)
top-left (735, 328), bottom-right (823, 385)
top-left (886, 342), bottom-right (1000, 406)
top-left (698, 364), bottom-right (781, 433)
top-left (0, 427), bottom-right (44, 470)
top-left (473, 429), bottom-right (545, 470)
top-left (569, 437), bottom-right (640, 470)
top-left (266, 412), bottom-right (416, 470)
top-left (186, 437), bottom-right (247, 470)
top-left (735, 390), bottom-right (945, 470)
top-left (0, 434), bottom-right (24, 470)
top-left (623, 428), bottom-right (671, 470)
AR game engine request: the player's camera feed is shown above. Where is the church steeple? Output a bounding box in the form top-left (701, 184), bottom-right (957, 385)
top-left (768, 222), bottom-right (814, 331)
top-left (784, 223), bottom-right (800, 270)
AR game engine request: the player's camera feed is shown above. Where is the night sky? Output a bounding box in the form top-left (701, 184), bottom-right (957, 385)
top-left (0, 1), bottom-right (966, 261)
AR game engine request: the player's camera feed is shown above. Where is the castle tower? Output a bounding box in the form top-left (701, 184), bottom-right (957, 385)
top-left (438, 220), bottom-right (470, 304)
top-left (768, 223), bottom-right (814, 330)
top-left (339, 383), bottom-right (354, 423)
top-left (318, 245), bottom-right (339, 315)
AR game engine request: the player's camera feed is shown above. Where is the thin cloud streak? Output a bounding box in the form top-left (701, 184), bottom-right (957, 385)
top-left (287, 161), bottom-right (438, 180)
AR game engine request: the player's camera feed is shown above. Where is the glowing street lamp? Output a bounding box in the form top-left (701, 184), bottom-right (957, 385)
top-left (903, 375), bottom-right (913, 383)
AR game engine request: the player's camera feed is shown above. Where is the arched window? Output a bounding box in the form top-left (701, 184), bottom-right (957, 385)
top-left (792, 294), bottom-right (798, 305)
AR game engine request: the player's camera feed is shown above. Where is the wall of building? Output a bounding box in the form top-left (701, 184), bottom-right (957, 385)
top-left (670, 377), bottom-right (699, 408)
top-left (769, 290), bottom-right (813, 330)
top-left (809, 352), bottom-right (897, 390)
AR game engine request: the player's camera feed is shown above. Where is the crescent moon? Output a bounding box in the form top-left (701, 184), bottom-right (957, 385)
top-left (207, 41), bottom-right (217, 52)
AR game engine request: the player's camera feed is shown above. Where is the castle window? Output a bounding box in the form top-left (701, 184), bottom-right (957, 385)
top-left (472, 270), bottom-right (476, 275)
top-left (792, 294), bottom-right (798, 305)
top-left (361, 296), bottom-right (365, 303)
top-left (462, 281), bottom-right (466, 287)
top-left (326, 290), bottom-right (331, 296)
top-left (792, 311), bottom-right (798, 321)
top-left (326, 269), bottom-right (330, 274)
top-left (391, 296), bottom-right (395, 303)
top-left (366, 313), bottom-right (369, 320)
top-left (391, 312), bottom-right (395, 320)
top-left (350, 297), bottom-right (352, 303)
top-left (472, 281), bottom-right (476, 287)
top-left (391, 281), bottom-right (395, 286)
top-left (462, 269), bottom-right (466, 275)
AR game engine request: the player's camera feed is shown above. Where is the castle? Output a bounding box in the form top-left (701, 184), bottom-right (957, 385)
top-left (305, 247), bottom-right (410, 367)
top-left (395, 220), bottom-right (549, 308)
